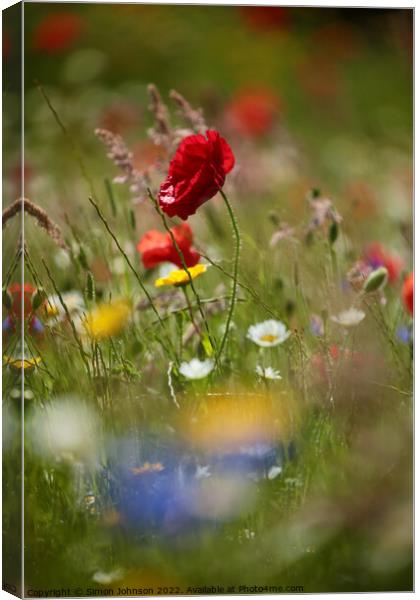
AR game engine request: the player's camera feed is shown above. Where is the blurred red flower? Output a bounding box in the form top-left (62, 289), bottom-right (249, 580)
top-left (33, 13), bottom-right (84, 53)
top-left (137, 223), bottom-right (200, 269)
top-left (3, 32), bottom-right (10, 58)
top-left (364, 242), bottom-right (403, 284)
top-left (225, 88), bottom-right (280, 137)
top-left (311, 22), bottom-right (361, 61)
top-left (298, 54), bottom-right (341, 102)
top-left (312, 344), bottom-right (368, 384)
top-left (158, 130), bottom-right (235, 220)
top-left (3, 283), bottom-right (44, 339)
top-left (239, 7), bottom-right (289, 32)
top-left (7, 283), bottom-right (36, 320)
top-left (402, 272), bottom-right (413, 316)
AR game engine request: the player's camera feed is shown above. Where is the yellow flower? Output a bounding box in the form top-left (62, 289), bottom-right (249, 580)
top-left (154, 264), bottom-right (207, 288)
top-left (4, 355), bottom-right (41, 370)
top-left (83, 300), bottom-right (131, 340)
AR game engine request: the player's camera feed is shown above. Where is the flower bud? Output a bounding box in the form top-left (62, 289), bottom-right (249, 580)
top-left (363, 267), bottom-right (388, 293)
top-left (86, 271), bottom-right (95, 302)
top-left (268, 211), bottom-right (280, 227)
top-left (31, 287), bottom-right (45, 311)
top-left (78, 245), bottom-right (89, 270)
top-left (2, 288), bottom-right (13, 310)
top-left (329, 221), bottom-right (339, 245)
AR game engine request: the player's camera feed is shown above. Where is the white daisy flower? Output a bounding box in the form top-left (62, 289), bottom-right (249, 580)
top-left (255, 365), bottom-right (282, 380)
top-left (330, 308), bottom-right (366, 327)
top-left (179, 358), bottom-right (215, 380)
top-left (45, 291), bottom-right (85, 325)
top-left (247, 320), bottom-right (291, 347)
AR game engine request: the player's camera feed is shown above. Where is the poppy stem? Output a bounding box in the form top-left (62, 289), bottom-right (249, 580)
top-left (147, 189), bottom-right (219, 366)
top-left (217, 189), bottom-right (240, 363)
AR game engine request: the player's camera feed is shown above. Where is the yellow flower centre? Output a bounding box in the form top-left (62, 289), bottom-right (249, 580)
top-left (260, 334), bottom-right (279, 343)
top-left (45, 302), bottom-right (59, 317)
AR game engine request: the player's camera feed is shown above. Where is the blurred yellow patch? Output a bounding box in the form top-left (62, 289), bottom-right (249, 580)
top-left (180, 390), bottom-right (299, 453)
top-left (154, 264), bottom-right (207, 287)
top-left (83, 299), bottom-right (131, 340)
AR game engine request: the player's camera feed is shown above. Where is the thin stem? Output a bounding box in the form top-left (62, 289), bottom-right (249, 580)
top-left (39, 85), bottom-right (98, 201)
top-left (199, 252), bottom-right (281, 320)
top-left (181, 286), bottom-right (201, 338)
top-left (42, 259), bottom-right (92, 378)
top-left (217, 189), bottom-right (240, 363)
top-left (147, 189), bottom-right (219, 365)
top-left (88, 196), bottom-right (177, 363)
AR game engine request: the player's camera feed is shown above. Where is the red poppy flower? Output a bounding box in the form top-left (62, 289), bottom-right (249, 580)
top-left (364, 242), bottom-right (403, 284)
top-left (3, 283), bottom-right (44, 339)
top-left (402, 272), bottom-right (413, 316)
top-left (312, 344), bottom-right (368, 383)
top-left (158, 130), bottom-right (235, 221)
top-left (137, 223), bottom-right (200, 269)
top-left (33, 13), bottom-right (84, 54)
top-left (226, 88), bottom-right (280, 137)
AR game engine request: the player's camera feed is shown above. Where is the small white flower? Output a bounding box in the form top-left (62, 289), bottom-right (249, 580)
top-left (247, 320), bottom-right (291, 347)
top-left (196, 465), bottom-right (211, 479)
top-left (255, 365), bottom-right (282, 380)
top-left (244, 528), bottom-right (256, 540)
top-left (179, 358), bottom-right (215, 380)
top-left (54, 249), bottom-right (71, 270)
top-left (92, 568), bottom-right (124, 585)
top-left (268, 465), bottom-right (283, 480)
top-left (331, 308), bottom-right (366, 327)
top-left (45, 291), bottom-right (85, 325)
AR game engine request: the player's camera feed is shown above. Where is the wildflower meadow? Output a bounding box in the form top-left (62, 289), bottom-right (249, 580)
top-left (2, 4), bottom-right (413, 596)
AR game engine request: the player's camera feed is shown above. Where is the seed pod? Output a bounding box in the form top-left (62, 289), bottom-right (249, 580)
top-left (2, 288), bottom-right (13, 310)
top-left (268, 211), bottom-right (280, 227)
top-left (31, 287), bottom-right (45, 311)
top-left (129, 209), bottom-right (136, 230)
top-left (363, 267), bottom-right (388, 293)
top-left (78, 245), bottom-right (89, 270)
top-left (285, 299), bottom-right (295, 317)
top-left (86, 271), bottom-right (95, 302)
top-left (329, 221), bottom-right (339, 245)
